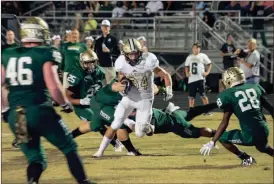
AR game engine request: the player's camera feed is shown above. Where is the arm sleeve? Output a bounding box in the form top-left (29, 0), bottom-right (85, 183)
top-left (67, 73), bottom-right (80, 87)
top-left (185, 56), bottom-right (190, 66)
top-left (217, 92), bottom-right (231, 112)
top-left (149, 54), bottom-right (160, 70)
top-left (111, 37), bottom-right (121, 60)
top-left (203, 53), bottom-right (212, 64)
top-left (114, 56), bottom-right (123, 72)
top-left (220, 44), bottom-right (226, 52)
top-left (44, 48), bottom-right (63, 66)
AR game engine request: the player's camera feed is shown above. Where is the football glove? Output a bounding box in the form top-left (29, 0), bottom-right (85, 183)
top-left (120, 77), bottom-right (132, 95)
top-left (164, 86), bottom-right (173, 101)
top-left (61, 102), bottom-right (73, 113)
top-left (200, 141), bottom-right (220, 156)
top-left (80, 97), bottom-right (91, 106)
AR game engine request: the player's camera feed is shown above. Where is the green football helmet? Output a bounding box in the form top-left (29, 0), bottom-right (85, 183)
top-left (222, 67), bottom-right (246, 89)
top-left (79, 50), bottom-right (98, 73)
top-left (20, 17), bottom-right (50, 43)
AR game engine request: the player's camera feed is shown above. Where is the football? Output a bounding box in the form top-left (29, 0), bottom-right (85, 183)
top-left (120, 77), bottom-right (133, 95)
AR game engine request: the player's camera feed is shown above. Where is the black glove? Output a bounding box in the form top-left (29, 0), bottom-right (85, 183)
top-left (1, 108), bottom-right (10, 123)
top-left (61, 102), bottom-right (73, 113)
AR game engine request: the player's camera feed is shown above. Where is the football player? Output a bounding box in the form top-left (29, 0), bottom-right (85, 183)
top-left (125, 102), bottom-right (218, 140)
top-left (93, 38), bottom-right (173, 157)
top-left (200, 67), bottom-right (274, 166)
top-left (1, 17), bottom-right (91, 183)
top-left (67, 50), bottom-right (125, 152)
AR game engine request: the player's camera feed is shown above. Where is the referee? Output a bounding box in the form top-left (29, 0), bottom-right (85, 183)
top-left (238, 38), bottom-right (260, 84)
top-left (94, 19), bottom-right (120, 84)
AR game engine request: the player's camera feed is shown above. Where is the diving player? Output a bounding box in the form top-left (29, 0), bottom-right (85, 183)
top-left (1, 17), bottom-right (91, 183)
top-left (200, 67), bottom-right (274, 166)
top-left (93, 38), bottom-right (173, 157)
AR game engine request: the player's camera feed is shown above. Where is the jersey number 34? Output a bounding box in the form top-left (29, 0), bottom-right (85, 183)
top-left (6, 57), bottom-right (33, 86)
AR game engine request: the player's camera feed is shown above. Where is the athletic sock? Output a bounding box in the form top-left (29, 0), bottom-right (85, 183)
top-left (237, 152), bottom-right (250, 160)
top-left (27, 162), bottom-right (43, 183)
top-left (121, 138), bottom-right (136, 152)
top-left (99, 129), bottom-right (117, 147)
top-left (71, 128), bottom-right (84, 138)
top-left (186, 102), bottom-right (218, 121)
top-left (65, 151), bottom-right (89, 183)
top-left (98, 136), bottom-right (112, 153)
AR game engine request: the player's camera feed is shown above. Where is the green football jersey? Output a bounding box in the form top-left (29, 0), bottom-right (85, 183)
top-left (152, 108), bottom-right (173, 129)
top-left (94, 80), bottom-right (123, 106)
top-left (2, 46), bottom-right (62, 108)
top-left (217, 83), bottom-right (266, 132)
top-left (67, 66), bottom-right (105, 102)
top-left (61, 42), bottom-right (87, 72)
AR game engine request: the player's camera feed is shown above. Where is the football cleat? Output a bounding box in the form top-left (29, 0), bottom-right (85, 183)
top-left (165, 102), bottom-right (180, 115)
top-left (92, 151), bottom-right (104, 158)
top-left (241, 156), bottom-right (257, 166)
top-left (114, 140), bottom-right (124, 152)
top-left (12, 139), bottom-right (20, 149)
top-left (127, 149), bottom-right (142, 156)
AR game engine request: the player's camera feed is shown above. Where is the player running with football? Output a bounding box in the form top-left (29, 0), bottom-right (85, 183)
top-left (200, 67), bottom-right (274, 166)
top-left (93, 38), bottom-right (173, 157)
top-left (1, 17), bottom-right (91, 183)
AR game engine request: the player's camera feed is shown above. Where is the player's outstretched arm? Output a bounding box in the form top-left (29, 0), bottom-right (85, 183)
top-left (261, 95), bottom-right (274, 119)
top-left (154, 66), bottom-right (173, 101)
top-left (43, 62), bottom-right (72, 112)
top-left (212, 111), bottom-right (232, 143)
top-left (200, 110), bottom-right (232, 156)
top-left (65, 89), bottom-right (81, 105)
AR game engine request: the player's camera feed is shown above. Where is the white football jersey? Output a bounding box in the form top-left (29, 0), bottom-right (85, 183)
top-left (185, 53), bottom-right (211, 83)
top-left (115, 52), bottom-right (159, 100)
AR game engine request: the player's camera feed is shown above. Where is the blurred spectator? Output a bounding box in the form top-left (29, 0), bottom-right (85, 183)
top-left (112, 1), bottom-right (126, 18)
top-left (85, 36), bottom-right (94, 50)
top-left (52, 35), bottom-right (61, 49)
top-left (118, 40), bottom-right (124, 54)
top-left (60, 28), bottom-right (88, 88)
top-left (192, 1), bottom-right (206, 18)
top-left (1, 30), bottom-right (18, 52)
top-left (74, 13), bottom-right (85, 34)
top-left (220, 34), bottom-right (236, 70)
top-left (98, 1), bottom-right (113, 17)
top-left (145, 1), bottom-right (164, 16)
top-left (238, 38), bottom-right (260, 84)
top-left (250, 1), bottom-right (268, 47)
top-left (225, 1), bottom-right (241, 17)
top-left (239, 1), bottom-right (251, 17)
top-left (202, 11), bottom-right (216, 49)
top-left (94, 20), bottom-right (120, 84)
top-left (2, 2), bottom-right (22, 15)
top-left (84, 13), bottom-right (98, 36)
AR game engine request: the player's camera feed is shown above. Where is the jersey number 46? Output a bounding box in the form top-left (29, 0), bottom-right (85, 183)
top-left (6, 57), bottom-right (33, 86)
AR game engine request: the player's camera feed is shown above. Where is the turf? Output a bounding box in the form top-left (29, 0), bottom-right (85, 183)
top-left (1, 110), bottom-right (273, 184)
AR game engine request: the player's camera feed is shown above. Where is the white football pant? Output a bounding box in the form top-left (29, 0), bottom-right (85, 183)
top-left (111, 96), bottom-right (153, 137)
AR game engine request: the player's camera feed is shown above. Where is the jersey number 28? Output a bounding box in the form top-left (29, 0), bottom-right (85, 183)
top-left (235, 89), bottom-right (260, 112)
top-left (6, 57), bottom-right (33, 86)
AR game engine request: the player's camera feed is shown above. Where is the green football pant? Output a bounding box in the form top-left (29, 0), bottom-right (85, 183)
top-left (219, 125), bottom-right (269, 149)
top-left (154, 110), bottom-right (201, 138)
top-left (74, 106), bottom-right (94, 121)
top-left (90, 98), bottom-right (127, 132)
top-left (8, 105), bottom-right (77, 170)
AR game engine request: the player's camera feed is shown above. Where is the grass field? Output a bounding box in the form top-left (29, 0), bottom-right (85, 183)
top-left (2, 109), bottom-right (273, 184)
